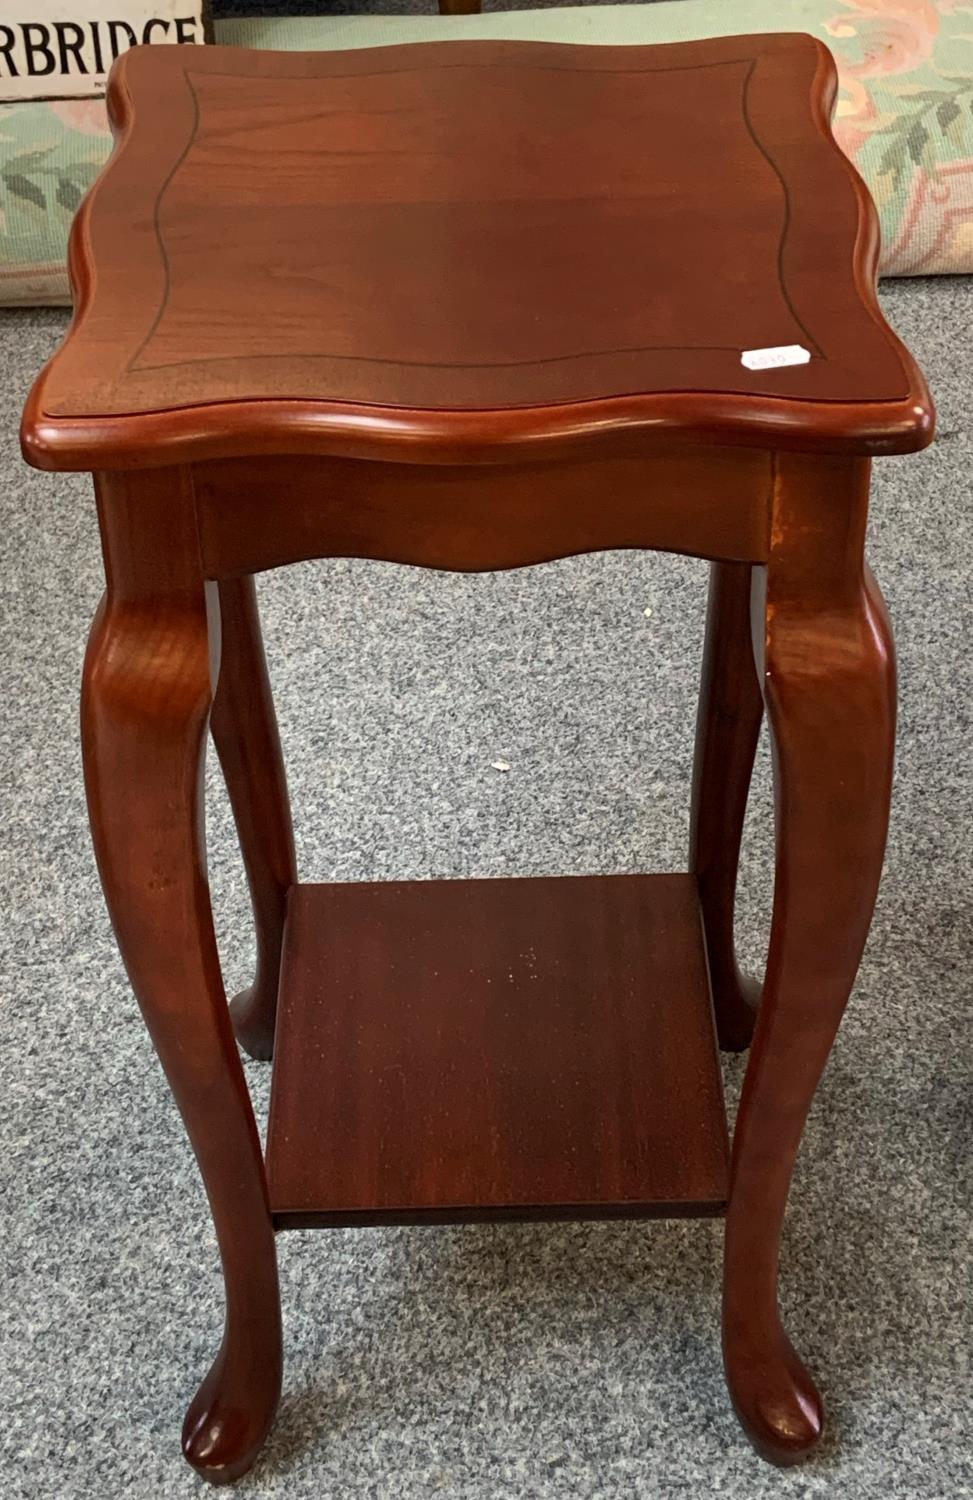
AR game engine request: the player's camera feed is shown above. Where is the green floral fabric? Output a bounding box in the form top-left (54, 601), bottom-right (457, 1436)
top-left (3, 2), bottom-right (972, 304)
top-left (0, 99), bottom-right (107, 303)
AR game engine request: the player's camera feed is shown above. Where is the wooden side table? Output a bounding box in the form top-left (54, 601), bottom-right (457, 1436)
top-left (22, 36), bottom-right (933, 1485)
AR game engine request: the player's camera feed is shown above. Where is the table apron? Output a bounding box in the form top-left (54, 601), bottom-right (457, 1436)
top-left (191, 448), bottom-right (773, 578)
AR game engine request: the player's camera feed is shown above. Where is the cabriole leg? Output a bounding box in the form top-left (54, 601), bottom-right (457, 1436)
top-left (722, 456), bottom-right (895, 1462)
top-left (83, 471), bottom-right (282, 1484)
top-left (690, 560), bottom-right (764, 1051)
top-left (211, 575), bottom-right (296, 1061)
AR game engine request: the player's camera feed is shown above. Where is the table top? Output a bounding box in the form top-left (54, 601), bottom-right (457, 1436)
top-left (22, 36), bottom-right (933, 470)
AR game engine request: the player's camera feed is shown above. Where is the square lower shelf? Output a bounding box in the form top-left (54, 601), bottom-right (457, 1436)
top-left (265, 873), bottom-right (729, 1227)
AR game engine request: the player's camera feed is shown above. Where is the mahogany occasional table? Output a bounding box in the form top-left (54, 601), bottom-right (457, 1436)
top-left (21, 35), bottom-right (933, 1484)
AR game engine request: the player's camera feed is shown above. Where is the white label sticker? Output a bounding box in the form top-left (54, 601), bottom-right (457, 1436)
top-left (741, 344), bottom-right (811, 371)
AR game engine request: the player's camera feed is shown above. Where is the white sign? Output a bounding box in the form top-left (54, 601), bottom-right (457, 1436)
top-left (740, 344), bottom-right (812, 371)
top-left (0, 2), bottom-right (210, 101)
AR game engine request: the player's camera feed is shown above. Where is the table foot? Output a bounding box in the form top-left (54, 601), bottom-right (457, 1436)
top-left (714, 972), bottom-right (761, 1053)
top-left (228, 983), bottom-right (277, 1062)
top-left (724, 1326), bottom-right (823, 1465)
top-left (182, 1333), bottom-right (282, 1485)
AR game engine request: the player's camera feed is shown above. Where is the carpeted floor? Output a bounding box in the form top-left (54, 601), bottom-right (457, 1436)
top-left (1, 277), bottom-right (971, 1499)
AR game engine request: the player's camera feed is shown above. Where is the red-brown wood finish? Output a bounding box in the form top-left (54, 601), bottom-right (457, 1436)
top-left (81, 470), bottom-right (282, 1484)
top-left (211, 576), bottom-right (296, 1060)
top-left (20, 34), bottom-right (934, 1484)
top-left (22, 37), bottom-right (930, 471)
top-left (266, 875), bottom-right (729, 1226)
top-left (438, 0), bottom-right (481, 12)
top-left (193, 448), bottom-right (773, 576)
top-left (722, 452), bottom-right (897, 1462)
top-left (690, 562), bottom-right (764, 1050)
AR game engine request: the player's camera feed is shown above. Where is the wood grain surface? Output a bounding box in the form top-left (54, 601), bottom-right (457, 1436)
top-left (81, 469), bottom-right (282, 1483)
top-left (265, 874), bottom-right (730, 1225)
top-left (22, 28), bottom-right (935, 1478)
top-left (210, 575), bottom-right (297, 1062)
top-left (22, 35), bottom-right (932, 470)
top-left (690, 560), bottom-right (764, 1050)
top-left (193, 446), bottom-right (774, 578)
top-left (721, 452), bottom-right (897, 1464)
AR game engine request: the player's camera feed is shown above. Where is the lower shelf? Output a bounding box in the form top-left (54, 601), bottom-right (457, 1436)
top-left (265, 873), bottom-right (729, 1227)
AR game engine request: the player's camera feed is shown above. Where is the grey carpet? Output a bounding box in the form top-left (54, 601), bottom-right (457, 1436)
top-left (1, 278), bottom-right (971, 1498)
